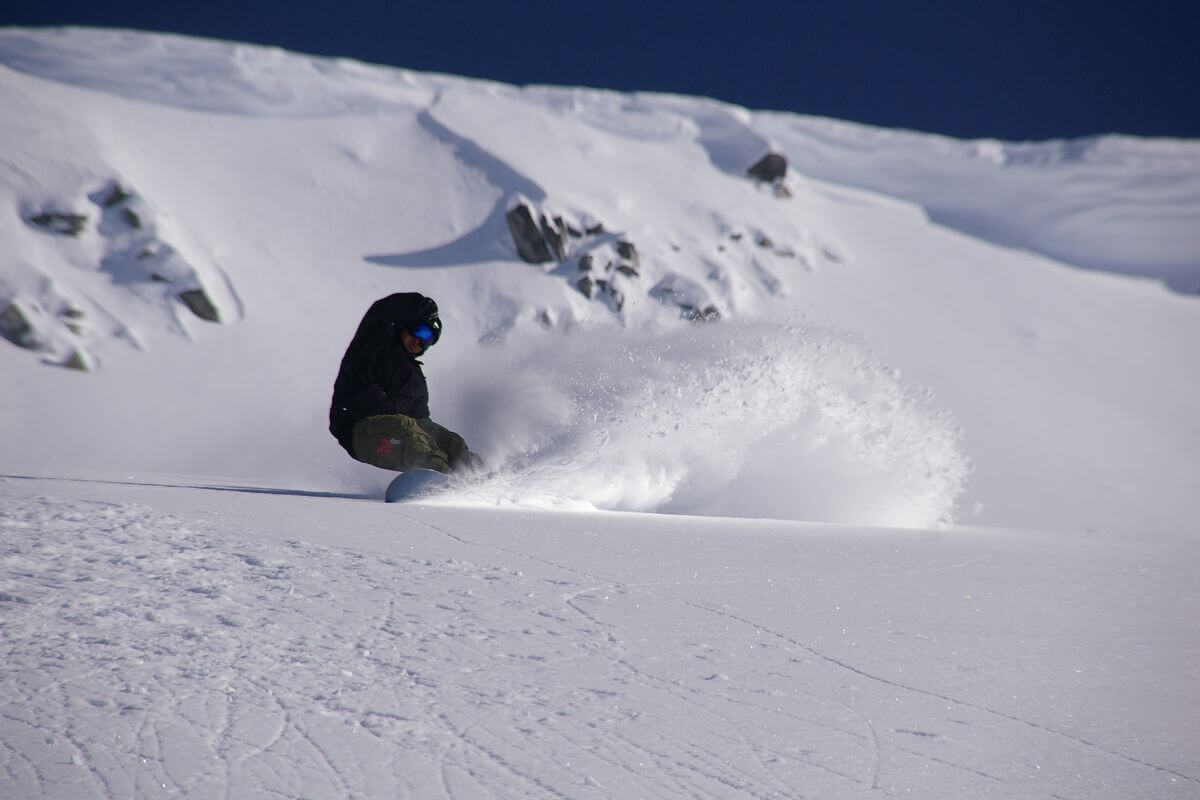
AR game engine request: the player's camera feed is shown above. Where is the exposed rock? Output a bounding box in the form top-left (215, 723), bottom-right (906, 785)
top-left (62, 347), bottom-right (94, 371)
top-left (87, 183), bottom-right (209, 299)
top-left (539, 213), bottom-right (567, 261)
top-left (575, 273), bottom-right (624, 311)
top-left (12, 179), bottom-right (234, 370)
top-left (0, 299), bottom-right (48, 350)
top-left (506, 201), bottom-right (574, 263)
top-left (747, 152), bottom-right (788, 183)
top-left (89, 182), bottom-right (154, 243)
top-left (94, 182), bottom-right (132, 208)
top-left (507, 198), bottom-right (647, 314)
top-left (179, 289), bottom-right (220, 323)
top-left (28, 211), bottom-right (88, 237)
top-left (60, 305), bottom-right (87, 336)
top-left (505, 200), bottom-right (554, 263)
top-left (650, 273), bottom-right (721, 322)
top-left (89, 183), bottom-right (149, 237)
top-left (616, 240), bottom-right (639, 268)
top-left (595, 279), bottom-right (624, 312)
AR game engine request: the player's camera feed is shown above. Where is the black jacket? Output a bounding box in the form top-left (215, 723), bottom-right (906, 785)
top-left (329, 293), bottom-right (432, 454)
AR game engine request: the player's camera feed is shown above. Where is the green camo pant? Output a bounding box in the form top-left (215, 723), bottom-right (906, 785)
top-left (351, 415), bottom-right (478, 474)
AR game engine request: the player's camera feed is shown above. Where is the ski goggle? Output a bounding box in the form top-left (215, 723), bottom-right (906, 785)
top-left (408, 322), bottom-right (439, 346)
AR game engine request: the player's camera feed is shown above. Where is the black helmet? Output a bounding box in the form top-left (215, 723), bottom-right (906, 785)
top-left (415, 296), bottom-right (440, 329)
top-left (406, 296), bottom-right (442, 347)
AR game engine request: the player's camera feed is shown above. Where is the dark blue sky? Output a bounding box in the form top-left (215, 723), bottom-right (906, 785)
top-left (7, 1), bottom-right (1197, 140)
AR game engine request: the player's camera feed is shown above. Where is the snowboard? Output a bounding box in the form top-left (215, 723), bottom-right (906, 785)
top-left (384, 469), bottom-right (451, 503)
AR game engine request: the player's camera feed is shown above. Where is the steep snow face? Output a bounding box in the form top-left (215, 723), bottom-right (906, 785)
top-left (1, 28), bottom-right (1198, 536)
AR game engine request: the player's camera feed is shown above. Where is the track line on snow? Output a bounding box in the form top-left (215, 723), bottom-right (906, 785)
top-left (608, 655), bottom-right (824, 798)
top-left (893, 742), bottom-right (1004, 783)
top-left (0, 733), bottom-right (46, 798)
top-left (398, 512), bottom-right (605, 584)
top-left (395, 512), bottom-right (890, 796)
top-left (441, 712), bottom-right (578, 800)
top-left (681, 598), bottom-right (1200, 786)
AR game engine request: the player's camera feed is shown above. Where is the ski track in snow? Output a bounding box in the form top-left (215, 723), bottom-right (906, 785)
top-left (2, 494), bottom-right (1195, 799)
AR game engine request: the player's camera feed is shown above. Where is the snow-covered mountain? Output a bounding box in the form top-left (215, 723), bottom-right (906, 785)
top-left (2, 28), bottom-right (1198, 800)
top-left (4, 27), bottom-right (1197, 535)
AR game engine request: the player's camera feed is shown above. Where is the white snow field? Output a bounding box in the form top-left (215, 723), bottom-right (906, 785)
top-left (2, 479), bottom-right (1197, 800)
top-left (2, 27), bottom-right (1198, 799)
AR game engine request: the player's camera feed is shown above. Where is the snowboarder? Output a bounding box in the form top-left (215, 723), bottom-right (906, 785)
top-left (329, 292), bottom-right (481, 475)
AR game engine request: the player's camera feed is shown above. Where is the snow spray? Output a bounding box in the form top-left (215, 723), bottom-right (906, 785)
top-left (441, 320), bottom-right (970, 528)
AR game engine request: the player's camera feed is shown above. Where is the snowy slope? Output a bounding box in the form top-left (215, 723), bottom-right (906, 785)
top-left (3, 478), bottom-right (1198, 800)
top-left (757, 114), bottom-right (1200, 293)
top-left (2, 27), bottom-right (1197, 536)
top-left (1, 27), bottom-right (1199, 799)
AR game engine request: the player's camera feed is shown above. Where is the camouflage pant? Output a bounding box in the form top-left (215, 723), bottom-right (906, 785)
top-left (351, 415), bottom-right (479, 474)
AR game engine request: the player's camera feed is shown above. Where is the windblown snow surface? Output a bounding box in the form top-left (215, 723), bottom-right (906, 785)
top-left (1, 27), bottom-right (1198, 799)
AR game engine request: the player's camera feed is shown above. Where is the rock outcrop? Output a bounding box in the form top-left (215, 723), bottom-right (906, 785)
top-left (505, 200), bottom-right (555, 263)
top-left (569, 238), bottom-right (643, 313)
top-left (650, 274), bottom-right (721, 322)
top-left (505, 197), bottom-right (575, 264)
top-left (88, 181), bottom-right (222, 323)
top-left (27, 211), bottom-right (88, 237)
top-left (746, 152), bottom-right (792, 197)
top-left (0, 298), bottom-right (49, 351)
top-left (0, 295), bottom-right (97, 370)
top-left (504, 195), bottom-right (646, 314)
top-left (6, 177), bottom-right (233, 370)
top-left (179, 289), bottom-right (220, 323)
top-left (747, 152), bottom-right (787, 183)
